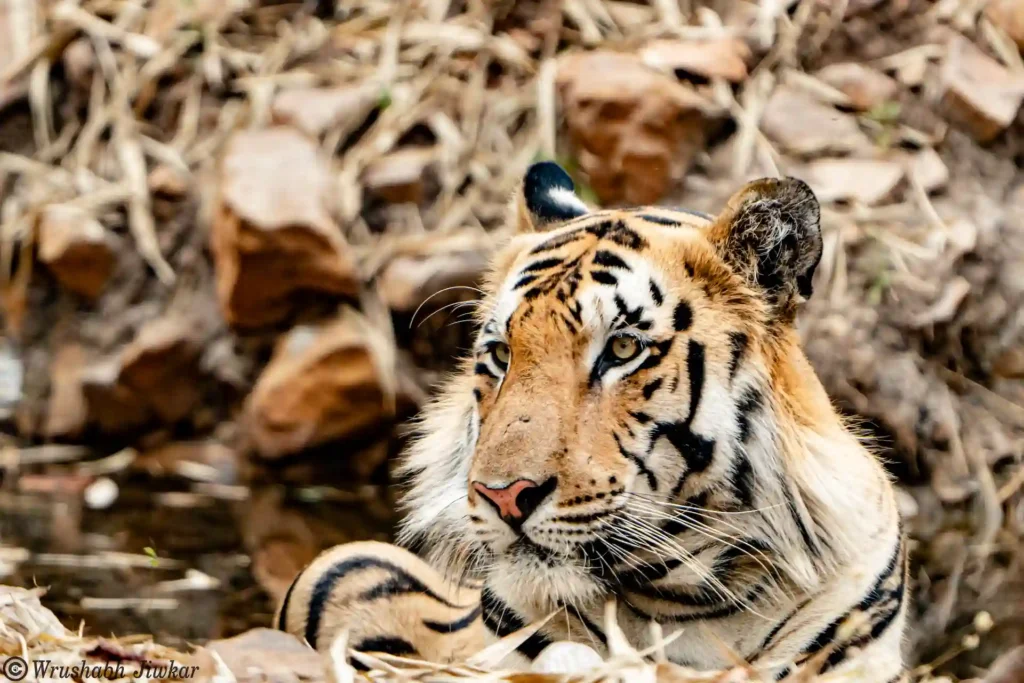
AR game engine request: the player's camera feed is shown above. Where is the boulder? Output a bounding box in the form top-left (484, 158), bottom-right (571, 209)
top-left (557, 50), bottom-right (721, 205)
top-left (245, 308), bottom-right (396, 459)
top-left (120, 314), bottom-right (205, 424)
top-left (815, 62), bottom-right (899, 112)
top-left (761, 85), bottom-right (872, 155)
top-left (272, 83), bottom-right (380, 138)
top-left (37, 205), bottom-right (118, 301)
top-left (373, 231), bottom-right (492, 312)
top-left (939, 36), bottom-right (1024, 143)
top-left (212, 127), bottom-right (360, 328)
top-left (80, 356), bottom-right (152, 434)
top-left (197, 629), bottom-right (325, 683)
top-left (907, 147), bottom-right (949, 194)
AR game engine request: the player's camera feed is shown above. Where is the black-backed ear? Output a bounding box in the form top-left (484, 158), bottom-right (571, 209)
top-left (706, 177), bottom-right (822, 316)
top-left (509, 161), bottom-right (589, 233)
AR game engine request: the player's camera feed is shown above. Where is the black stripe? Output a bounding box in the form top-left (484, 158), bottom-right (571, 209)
top-left (731, 454), bottom-right (755, 507)
top-left (649, 279), bottom-right (665, 305)
top-left (630, 411), bottom-right (652, 424)
top-left (591, 270), bottom-right (618, 286)
top-left (785, 485), bottom-right (821, 558)
top-left (276, 571), bottom-right (301, 631)
top-left (637, 214), bottom-right (682, 226)
top-left (552, 506), bottom-right (621, 524)
top-left (353, 636), bottom-right (418, 657)
top-left (480, 588), bottom-right (551, 659)
top-left (586, 219), bottom-right (648, 250)
top-left (626, 583), bottom-right (766, 623)
top-left (800, 540), bottom-right (904, 667)
top-left (617, 559), bottom-right (683, 588)
top-left (615, 433), bottom-right (657, 491)
top-left (472, 388), bottom-right (482, 402)
top-left (423, 605), bottom-right (483, 633)
top-left (474, 362), bottom-right (497, 378)
top-left (758, 603), bottom-right (803, 652)
top-left (514, 274), bottom-right (539, 289)
top-left (522, 257), bottom-right (564, 273)
top-left (673, 301), bottom-right (693, 331)
top-left (727, 332), bottom-right (748, 380)
top-left (736, 388), bottom-right (762, 444)
top-left (306, 557), bottom-right (470, 649)
top-left (593, 250), bottom-right (630, 270)
top-left (643, 377), bottom-right (663, 400)
top-left (529, 228), bottom-right (585, 254)
top-left (613, 294), bottom-right (644, 326)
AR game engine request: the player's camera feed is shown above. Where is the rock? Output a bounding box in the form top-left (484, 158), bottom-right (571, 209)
top-left (42, 344), bottom-right (89, 439)
top-left (907, 147), bottom-right (949, 193)
top-left (37, 205), bottom-right (118, 300)
top-left (799, 158), bottom-right (904, 205)
top-left (120, 314), bottom-right (205, 424)
top-left (557, 50), bottom-right (720, 204)
top-left (272, 83), bottom-right (380, 138)
top-left (363, 146), bottom-right (439, 204)
top-left (815, 62), bottom-right (899, 112)
top-left (245, 308), bottom-right (396, 459)
top-left (985, 0), bottom-right (1024, 50)
top-left (212, 127), bottom-right (360, 328)
top-left (761, 86), bottom-right (872, 155)
top-left (939, 36), bottom-right (1024, 143)
top-left (80, 356), bottom-right (152, 434)
top-left (373, 231), bottom-right (492, 312)
top-left (640, 38), bottom-right (750, 82)
top-left (242, 489), bottom-right (319, 602)
top-left (201, 629), bottom-right (325, 683)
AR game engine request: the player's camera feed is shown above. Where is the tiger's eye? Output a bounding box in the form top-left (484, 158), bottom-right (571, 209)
top-left (493, 342), bottom-right (511, 366)
top-left (611, 336), bottom-right (639, 360)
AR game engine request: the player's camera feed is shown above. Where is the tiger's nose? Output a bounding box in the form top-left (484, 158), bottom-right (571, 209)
top-left (472, 477), bottom-right (556, 527)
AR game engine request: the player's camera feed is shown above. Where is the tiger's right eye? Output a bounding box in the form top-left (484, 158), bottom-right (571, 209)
top-left (491, 342), bottom-right (511, 370)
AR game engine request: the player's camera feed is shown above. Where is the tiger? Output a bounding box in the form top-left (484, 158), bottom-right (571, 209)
top-left (276, 161), bottom-right (908, 682)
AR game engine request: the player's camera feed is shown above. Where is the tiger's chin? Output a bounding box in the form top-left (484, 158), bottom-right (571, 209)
top-left (485, 539), bottom-right (606, 608)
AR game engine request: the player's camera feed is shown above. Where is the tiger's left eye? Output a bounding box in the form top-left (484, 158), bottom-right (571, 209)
top-left (492, 342), bottom-right (511, 369)
top-left (610, 336), bottom-right (640, 361)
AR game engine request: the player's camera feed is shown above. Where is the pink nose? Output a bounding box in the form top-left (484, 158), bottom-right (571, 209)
top-left (472, 479), bottom-right (539, 520)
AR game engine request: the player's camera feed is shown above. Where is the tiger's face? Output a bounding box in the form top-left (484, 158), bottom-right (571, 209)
top-left (400, 162), bottom-right (825, 608)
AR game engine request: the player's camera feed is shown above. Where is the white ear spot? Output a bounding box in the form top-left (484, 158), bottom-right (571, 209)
top-left (547, 186), bottom-right (590, 216)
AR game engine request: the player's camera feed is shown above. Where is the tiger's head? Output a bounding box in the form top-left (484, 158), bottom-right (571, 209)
top-left (399, 162), bottom-right (874, 609)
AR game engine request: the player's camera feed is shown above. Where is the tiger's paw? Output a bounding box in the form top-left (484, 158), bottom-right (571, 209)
top-left (274, 541), bottom-right (486, 664)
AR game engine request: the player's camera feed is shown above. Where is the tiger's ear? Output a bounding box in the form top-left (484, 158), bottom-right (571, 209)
top-left (509, 161), bottom-right (589, 234)
top-left (706, 177), bottom-right (822, 315)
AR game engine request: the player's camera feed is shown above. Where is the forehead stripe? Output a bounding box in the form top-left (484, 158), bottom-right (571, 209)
top-left (592, 250), bottom-right (630, 270)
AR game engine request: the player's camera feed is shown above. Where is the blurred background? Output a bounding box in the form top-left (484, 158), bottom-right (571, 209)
top-left (0, 0), bottom-right (1022, 679)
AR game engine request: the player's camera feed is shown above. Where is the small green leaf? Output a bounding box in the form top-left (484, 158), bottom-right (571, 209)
top-left (865, 100), bottom-right (901, 125)
top-left (378, 87), bottom-right (392, 110)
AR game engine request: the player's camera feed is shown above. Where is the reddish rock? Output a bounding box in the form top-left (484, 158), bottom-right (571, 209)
top-left (120, 315), bottom-right (205, 424)
top-left (80, 357), bottom-right (152, 434)
top-left (557, 50), bottom-right (721, 205)
top-left (37, 205), bottom-right (118, 301)
top-left (939, 36), bottom-right (1024, 143)
top-left (245, 308), bottom-right (396, 459)
top-left (212, 127), bottom-right (360, 328)
top-left (374, 231), bottom-right (492, 312)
